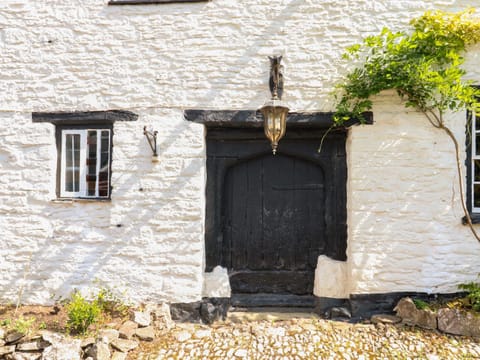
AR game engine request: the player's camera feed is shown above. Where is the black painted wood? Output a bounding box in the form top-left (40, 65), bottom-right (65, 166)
top-left (464, 86), bottom-right (479, 223)
top-left (185, 110), bottom-right (373, 128)
top-left (109, 0), bottom-right (208, 4)
top-left (231, 294), bottom-right (316, 308)
top-left (32, 110), bottom-right (138, 124)
top-left (230, 271), bottom-right (314, 295)
top-left (206, 128), bottom-right (347, 305)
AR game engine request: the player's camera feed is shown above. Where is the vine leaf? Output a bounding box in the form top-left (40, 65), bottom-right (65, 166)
top-left (333, 9), bottom-right (480, 241)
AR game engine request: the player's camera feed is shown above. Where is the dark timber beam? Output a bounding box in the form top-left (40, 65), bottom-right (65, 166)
top-left (184, 110), bottom-right (373, 128)
top-left (32, 110), bottom-right (138, 124)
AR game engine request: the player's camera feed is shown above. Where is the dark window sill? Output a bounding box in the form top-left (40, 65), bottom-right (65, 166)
top-left (108, 0), bottom-right (208, 5)
top-left (462, 214), bottom-right (480, 225)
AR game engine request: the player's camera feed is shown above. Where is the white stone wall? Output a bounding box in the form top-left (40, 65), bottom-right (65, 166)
top-left (1, 0), bottom-right (479, 304)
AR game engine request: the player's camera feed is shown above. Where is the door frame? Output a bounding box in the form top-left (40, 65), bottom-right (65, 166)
top-left (204, 127), bottom-right (348, 272)
top-left (184, 110), bottom-right (372, 307)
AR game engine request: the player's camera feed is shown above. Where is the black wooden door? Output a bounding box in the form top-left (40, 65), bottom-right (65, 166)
top-left (205, 128), bottom-right (347, 306)
top-left (224, 154), bottom-right (325, 295)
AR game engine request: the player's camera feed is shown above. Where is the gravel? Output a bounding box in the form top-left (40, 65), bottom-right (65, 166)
top-left (133, 316), bottom-right (480, 359)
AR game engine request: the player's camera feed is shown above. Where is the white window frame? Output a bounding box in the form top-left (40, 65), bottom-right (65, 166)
top-left (60, 129), bottom-right (111, 199)
top-left (472, 109), bottom-right (480, 213)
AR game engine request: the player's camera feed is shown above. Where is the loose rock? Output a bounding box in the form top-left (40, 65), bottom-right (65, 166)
top-left (437, 308), bottom-right (480, 337)
top-left (111, 338), bottom-right (139, 353)
top-left (98, 328), bottom-right (119, 343)
top-left (40, 331), bottom-right (82, 360)
top-left (371, 314), bottom-right (402, 325)
top-left (16, 339), bottom-right (50, 351)
top-left (80, 337), bottom-right (95, 348)
top-left (175, 331), bottom-right (192, 342)
top-left (394, 297), bottom-right (437, 329)
top-left (133, 311), bottom-right (151, 327)
top-left (0, 345), bottom-right (16, 356)
top-left (193, 329), bottom-right (211, 339)
top-left (135, 326), bottom-right (155, 341)
top-left (111, 352), bottom-right (127, 360)
top-left (119, 320), bottom-right (138, 340)
top-left (5, 331), bottom-right (25, 344)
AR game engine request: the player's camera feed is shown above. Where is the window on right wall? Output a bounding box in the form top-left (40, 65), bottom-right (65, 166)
top-left (466, 91), bottom-right (480, 222)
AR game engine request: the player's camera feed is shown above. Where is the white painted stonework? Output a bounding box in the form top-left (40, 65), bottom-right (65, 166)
top-left (0, 0), bottom-right (480, 305)
top-left (314, 256), bottom-right (349, 299)
top-left (202, 266), bottom-right (231, 298)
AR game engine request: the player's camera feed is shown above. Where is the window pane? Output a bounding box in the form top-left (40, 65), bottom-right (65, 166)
top-left (98, 130), bottom-right (110, 197)
top-left (86, 131), bottom-right (98, 196)
top-left (474, 185), bottom-right (480, 208)
top-left (476, 133), bottom-right (480, 156)
top-left (475, 115), bottom-right (480, 131)
top-left (65, 134), bottom-right (80, 192)
top-left (475, 160), bottom-right (480, 182)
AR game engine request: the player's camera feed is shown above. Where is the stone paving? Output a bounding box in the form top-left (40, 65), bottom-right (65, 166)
top-left (133, 312), bottom-right (480, 360)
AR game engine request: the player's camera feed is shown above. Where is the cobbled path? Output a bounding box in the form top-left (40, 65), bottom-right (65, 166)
top-left (133, 316), bottom-right (480, 360)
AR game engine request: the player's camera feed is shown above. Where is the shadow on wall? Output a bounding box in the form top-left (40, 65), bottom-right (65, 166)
top-left (347, 115), bottom-right (480, 296)
top-left (6, 118), bottom-right (205, 305)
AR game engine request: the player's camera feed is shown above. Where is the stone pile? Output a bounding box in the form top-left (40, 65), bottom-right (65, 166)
top-left (395, 297), bottom-right (480, 336)
top-left (0, 303), bottom-right (174, 360)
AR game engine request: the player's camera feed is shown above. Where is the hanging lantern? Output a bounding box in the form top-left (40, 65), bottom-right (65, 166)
top-left (260, 98), bottom-right (289, 155)
top-left (259, 56), bottom-right (289, 155)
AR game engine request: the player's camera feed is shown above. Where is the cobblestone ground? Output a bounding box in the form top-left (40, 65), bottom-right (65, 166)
top-left (133, 316), bottom-right (480, 360)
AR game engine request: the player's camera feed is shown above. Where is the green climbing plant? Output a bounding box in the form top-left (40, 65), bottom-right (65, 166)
top-left (333, 9), bottom-right (480, 240)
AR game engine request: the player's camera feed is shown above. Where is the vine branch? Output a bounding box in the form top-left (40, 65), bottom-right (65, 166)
top-left (333, 9), bottom-right (480, 242)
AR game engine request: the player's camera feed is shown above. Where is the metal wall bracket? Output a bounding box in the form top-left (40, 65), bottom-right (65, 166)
top-left (143, 126), bottom-right (158, 159)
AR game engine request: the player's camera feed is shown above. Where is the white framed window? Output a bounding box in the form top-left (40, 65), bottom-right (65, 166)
top-left (60, 129), bottom-right (111, 199)
top-left (471, 109), bottom-right (480, 213)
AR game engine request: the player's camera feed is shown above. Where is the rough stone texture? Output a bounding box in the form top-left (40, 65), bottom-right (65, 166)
top-left (40, 332), bottom-right (81, 360)
top-left (437, 308), bottom-right (480, 337)
top-left (0, 345), bottom-right (15, 356)
top-left (89, 341), bottom-right (111, 360)
top-left (394, 298), bottom-right (437, 330)
top-left (135, 326), bottom-right (155, 341)
top-left (202, 266), bottom-right (231, 298)
top-left (12, 353), bottom-right (42, 360)
top-left (111, 352), bottom-right (127, 360)
top-left (118, 321), bottom-right (138, 340)
top-left (133, 311), bottom-right (151, 327)
top-left (0, 0), bottom-right (479, 306)
top-left (16, 339), bottom-right (50, 351)
top-left (146, 303), bottom-right (174, 331)
top-left (314, 255), bottom-right (348, 298)
top-left (97, 329), bottom-right (119, 343)
top-left (110, 339), bottom-right (139, 353)
top-left (5, 332), bottom-right (25, 344)
top-left (80, 337), bottom-right (95, 349)
top-left (371, 314), bottom-right (402, 325)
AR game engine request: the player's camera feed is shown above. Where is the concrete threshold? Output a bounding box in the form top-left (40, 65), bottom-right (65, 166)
top-left (228, 307), bottom-right (320, 322)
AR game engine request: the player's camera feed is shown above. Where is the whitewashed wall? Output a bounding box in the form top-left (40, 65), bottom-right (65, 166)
top-left (0, 0), bottom-right (479, 304)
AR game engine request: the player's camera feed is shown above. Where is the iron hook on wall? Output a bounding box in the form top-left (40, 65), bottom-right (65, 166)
top-left (143, 126), bottom-right (159, 161)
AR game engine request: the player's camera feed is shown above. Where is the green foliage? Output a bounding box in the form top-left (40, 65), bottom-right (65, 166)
top-left (63, 285), bottom-right (131, 335)
top-left (334, 9), bottom-right (480, 124)
top-left (0, 316), bottom-right (35, 335)
top-left (412, 298), bottom-right (430, 310)
top-left (459, 280), bottom-right (480, 312)
top-left (65, 290), bottom-right (101, 334)
top-left (12, 316), bottom-right (36, 335)
top-left (95, 286), bottom-right (130, 318)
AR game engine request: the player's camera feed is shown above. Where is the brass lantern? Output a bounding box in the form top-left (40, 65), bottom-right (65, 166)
top-left (261, 98), bottom-right (289, 155)
top-left (260, 56), bottom-right (289, 155)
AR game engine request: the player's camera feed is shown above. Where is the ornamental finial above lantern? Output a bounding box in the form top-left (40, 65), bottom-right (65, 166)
top-left (260, 56), bottom-right (289, 155)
